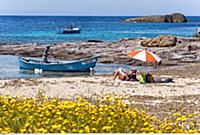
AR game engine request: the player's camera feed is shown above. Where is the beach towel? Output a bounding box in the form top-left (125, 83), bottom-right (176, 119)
top-left (154, 77), bottom-right (173, 83)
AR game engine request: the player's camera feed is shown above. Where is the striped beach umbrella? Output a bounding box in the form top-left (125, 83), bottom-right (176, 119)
top-left (128, 49), bottom-right (161, 64)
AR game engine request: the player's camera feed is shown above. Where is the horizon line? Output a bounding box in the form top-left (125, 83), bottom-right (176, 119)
top-left (0, 14), bottom-right (199, 17)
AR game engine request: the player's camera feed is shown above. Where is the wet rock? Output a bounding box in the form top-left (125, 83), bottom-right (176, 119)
top-left (180, 58), bottom-right (197, 63)
top-left (161, 59), bottom-right (179, 66)
top-left (119, 38), bottom-right (138, 42)
top-left (87, 40), bottom-right (103, 43)
top-left (169, 53), bottom-right (183, 60)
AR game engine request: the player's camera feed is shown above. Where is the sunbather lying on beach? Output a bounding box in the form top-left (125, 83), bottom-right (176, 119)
top-left (113, 68), bottom-right (138, 81)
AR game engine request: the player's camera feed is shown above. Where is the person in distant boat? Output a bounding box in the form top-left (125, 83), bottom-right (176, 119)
top-left (42, 46), bottom-right (50, 63)
top-left (70, 24), bottom-right (73, 30)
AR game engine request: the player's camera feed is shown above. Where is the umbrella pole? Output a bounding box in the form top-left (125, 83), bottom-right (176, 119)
top-left (142, 62), bottom-right (145, 73)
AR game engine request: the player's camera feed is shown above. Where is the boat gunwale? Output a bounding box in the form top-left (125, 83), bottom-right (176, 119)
top-left (19, 56), bottom-right (99, 65)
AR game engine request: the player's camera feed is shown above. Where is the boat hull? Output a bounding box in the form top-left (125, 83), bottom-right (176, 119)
top-left (62, 29), bottom-right (80, 34)
top-left (18, 56), bottom-right (98, 72)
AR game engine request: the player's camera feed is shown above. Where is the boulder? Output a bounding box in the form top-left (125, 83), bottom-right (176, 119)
top-left (124, 13), bottom-right (187, 23)
top-left (141, 35), bottom-right (177, 47)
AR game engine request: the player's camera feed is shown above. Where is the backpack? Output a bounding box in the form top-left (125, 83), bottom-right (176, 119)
top-left (146, 73), bottom-right (151, 83)
top-left (146, 73), bottom-right (154, 83)
top-left (139, 74), bottom-right (146, 84)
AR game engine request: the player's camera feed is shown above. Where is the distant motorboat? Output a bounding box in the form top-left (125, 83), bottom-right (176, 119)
top-left (58, 27), bottom-right (81, 34)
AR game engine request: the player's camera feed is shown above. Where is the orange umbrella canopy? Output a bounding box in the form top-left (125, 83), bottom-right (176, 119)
top-left (128, 49), bottom-right (161, 64)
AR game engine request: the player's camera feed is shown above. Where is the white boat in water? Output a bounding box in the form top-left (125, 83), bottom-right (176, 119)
top-left (61, 27), bottom-right (81, 34)
top-left (58, 24), bottom-right (81, 34)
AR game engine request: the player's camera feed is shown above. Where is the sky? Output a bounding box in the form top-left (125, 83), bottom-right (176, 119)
top-left (0, 0), bottom-right (200, 16)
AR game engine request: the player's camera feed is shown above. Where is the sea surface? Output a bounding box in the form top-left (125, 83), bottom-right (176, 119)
top-left (0, 16), bottom-right (200, 44)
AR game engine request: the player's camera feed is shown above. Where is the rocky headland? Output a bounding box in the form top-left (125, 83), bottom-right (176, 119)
top-left (124, 13), bottom-right (187, 23)
top-left (0, 35), bottom-right (200, 66)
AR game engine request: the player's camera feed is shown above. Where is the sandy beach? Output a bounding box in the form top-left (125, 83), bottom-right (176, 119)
top-left (1, 71), bottom-right (200, 99)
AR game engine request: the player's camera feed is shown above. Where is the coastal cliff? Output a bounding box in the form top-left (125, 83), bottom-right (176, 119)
top-left (124, 13), bottom-right (187, 23)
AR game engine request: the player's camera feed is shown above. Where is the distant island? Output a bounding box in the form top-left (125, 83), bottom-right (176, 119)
top-left (124, 13), bottom-right (187, 23)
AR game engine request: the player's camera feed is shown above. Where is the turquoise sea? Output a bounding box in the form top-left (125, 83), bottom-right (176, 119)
top-left (0, 16), bottom-right (200, 44)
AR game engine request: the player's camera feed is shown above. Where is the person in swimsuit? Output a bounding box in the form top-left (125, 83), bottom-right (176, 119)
top-left (113, 68), bottom-right (138, 81)
top-left (113, 68), bottom-right (129, 81)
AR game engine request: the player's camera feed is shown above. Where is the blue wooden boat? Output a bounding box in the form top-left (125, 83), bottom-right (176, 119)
top-left (18, 56), bottom-right (98, 72)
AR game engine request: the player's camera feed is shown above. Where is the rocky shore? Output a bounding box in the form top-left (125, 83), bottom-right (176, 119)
top-left (0, 35), bottom-right (200, 66)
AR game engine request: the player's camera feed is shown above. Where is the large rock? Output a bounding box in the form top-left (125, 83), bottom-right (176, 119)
top-left (124, 13), bottom-right (187, 23)
top-left (141, 35), bottom-right (177, 47)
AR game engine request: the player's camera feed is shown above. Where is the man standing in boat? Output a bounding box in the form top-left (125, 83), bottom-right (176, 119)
top-left (42, 46), bottom-right (50, 63)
